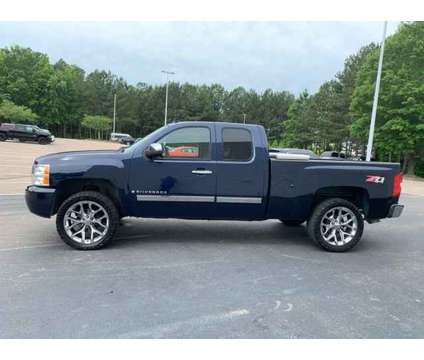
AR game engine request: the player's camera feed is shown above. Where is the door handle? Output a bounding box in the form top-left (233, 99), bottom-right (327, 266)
top-left (192, 169), bottom-right (213, 175)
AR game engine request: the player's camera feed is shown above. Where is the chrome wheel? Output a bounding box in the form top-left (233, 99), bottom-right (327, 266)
top-left (320, 206), bottom-right (358, 246)
top-left (63, 201), bottom-right (109, 244)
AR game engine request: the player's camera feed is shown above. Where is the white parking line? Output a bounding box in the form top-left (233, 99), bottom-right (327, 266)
top-left (117, 308), bottom-right (250, 338)
top-left (0, 180), bottom-right (29, 182)
top-left (0, 243), bottom-right (62, 252)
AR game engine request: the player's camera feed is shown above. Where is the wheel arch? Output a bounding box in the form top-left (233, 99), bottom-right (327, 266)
top-left (37, 135), bottom-right (49, 143)
top-left (53, 178), bottom-right (125, 217)
top-left (313, 186), bottom-right (370, 217)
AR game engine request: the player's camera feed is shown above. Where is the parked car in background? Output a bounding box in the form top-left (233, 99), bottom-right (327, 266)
top-left (167, 145), bottom-right (199, 157)
top-left (110, 132), bottom-right (135, 145)
top-left (0, 123), bottom-right (55, 144)
top-left (269, 147), bottom-right (319, 159)
top-left (320, 151), bottom-right (347, 160)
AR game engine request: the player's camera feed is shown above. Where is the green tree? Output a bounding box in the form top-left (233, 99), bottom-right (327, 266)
top-left (336, 43), bottom-right (378, 128)
top-left (81, 115), bottom-right (112, 140)
top-left (351, 22), bottom-right (424, 174)
top-left (47, 59), bottom-right (85, 136)
top-left (83, 70), bottom-right (116, 116)
top-left (283, 91), bottom-right (315, 149)
top-left (223, 86), bottom-right (249, 122)
top-left (0, 99), bottom-right (38, 123)
top-left (258, 89), bottom-right (294, 143)
top-left (308, 80), bottom-right (347, 152)
top-left (0, 46), bottom-right (54, 122)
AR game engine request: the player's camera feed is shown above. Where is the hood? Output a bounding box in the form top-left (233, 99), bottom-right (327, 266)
top-left (38, 128), bottom-right (51, 136)
top-left (35, 149), bottom-right (122, 165)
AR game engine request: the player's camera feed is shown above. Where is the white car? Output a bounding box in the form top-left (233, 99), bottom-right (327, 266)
top-left (110, 132), bottom-right (135, 145)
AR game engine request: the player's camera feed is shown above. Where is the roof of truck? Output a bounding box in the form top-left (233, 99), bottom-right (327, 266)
top-left (167, 121), bottom-right (263, 128)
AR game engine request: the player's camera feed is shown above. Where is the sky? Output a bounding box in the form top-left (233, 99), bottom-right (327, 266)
top-left (0, 22), bottom-right (399, 94)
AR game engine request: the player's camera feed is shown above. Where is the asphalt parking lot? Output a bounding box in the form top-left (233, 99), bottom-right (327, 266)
top-left (0, 193), bottom-right (423, 338)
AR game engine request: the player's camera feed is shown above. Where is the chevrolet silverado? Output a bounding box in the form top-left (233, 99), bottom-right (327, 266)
top-left (25, 122), bottom-right (404, 251)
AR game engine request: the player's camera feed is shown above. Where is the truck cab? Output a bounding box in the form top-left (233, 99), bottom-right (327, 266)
top-left (127, 122), bottom-right (268, 220)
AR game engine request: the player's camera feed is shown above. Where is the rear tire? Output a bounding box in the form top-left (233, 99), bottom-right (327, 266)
top-left (19, 138), bottom-right (26, 142)
top-left (307, 198), bottom-right (364, 252)
top-left (0, 133), bottom-right (7, 141)
top-left (280, 219), bottom-right (304, 226)
top-left (56, 191), bottom-right (120, 250)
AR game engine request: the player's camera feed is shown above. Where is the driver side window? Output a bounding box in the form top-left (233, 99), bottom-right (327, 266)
top-left (157, 127), bottom-right (211, 160)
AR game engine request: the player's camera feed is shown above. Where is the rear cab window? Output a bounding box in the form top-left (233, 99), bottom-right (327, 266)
top-left (222, 127), bottom-right (253, 161)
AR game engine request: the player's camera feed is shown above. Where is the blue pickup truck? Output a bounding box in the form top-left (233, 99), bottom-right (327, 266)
top-left (25, 121), bottom-right (404, 252)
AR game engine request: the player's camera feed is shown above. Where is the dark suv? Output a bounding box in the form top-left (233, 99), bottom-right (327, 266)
top-left (0, 123), bottom-right (55, 144)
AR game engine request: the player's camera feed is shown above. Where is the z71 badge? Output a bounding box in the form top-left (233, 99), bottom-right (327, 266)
top-left (366, 175), bottom-right (385, 184)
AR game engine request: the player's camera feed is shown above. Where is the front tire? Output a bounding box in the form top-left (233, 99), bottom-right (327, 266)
top-left (38, 137), bottom-right (49, 145)
top-left (307, 198), bottom-right (364, 252)
top-left (56, 191), bottom-right (120, 250)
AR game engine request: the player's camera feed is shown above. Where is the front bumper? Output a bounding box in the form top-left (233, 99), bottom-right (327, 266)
top-left (387, 204), bottom-right (404, 218)
top-left (25, 186), bottom-right (56, 218)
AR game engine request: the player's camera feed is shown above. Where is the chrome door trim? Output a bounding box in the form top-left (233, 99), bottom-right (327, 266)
top-left (216, 196), bottom-right (262, 204)
top-left (136, 195), bottom-right (262, 204)
top-left (153, 159), bottom-right (217, 164)
top-left (192, 169), bottom-right (213, 175)
top-left (137, 195), bottom-right (215, 202)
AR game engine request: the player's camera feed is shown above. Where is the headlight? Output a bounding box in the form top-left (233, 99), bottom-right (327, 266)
top-left (32, 164), bottom-right (50, 186)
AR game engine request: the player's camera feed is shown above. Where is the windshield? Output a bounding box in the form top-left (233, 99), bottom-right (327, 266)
top-left (121, 126), bottom-right (166, 152)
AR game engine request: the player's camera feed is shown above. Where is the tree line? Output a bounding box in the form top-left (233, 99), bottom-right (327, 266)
top-left (0, 47), bottom-right (294, 141)
top-left (0, 22), bottom-right (423, 175)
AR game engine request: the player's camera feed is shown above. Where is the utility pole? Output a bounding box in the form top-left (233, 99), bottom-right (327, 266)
top-left (366, 21), bottom-right (387, 161)
top-left (161, 70), bottom-right (175, 126)
top-left (112, 93), bottom-right (117, 133)
top-left (243, 113), bottom-right (246, 124)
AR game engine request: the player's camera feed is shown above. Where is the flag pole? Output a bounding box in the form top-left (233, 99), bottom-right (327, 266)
top-left (366, 21), bottom-right (387, 161)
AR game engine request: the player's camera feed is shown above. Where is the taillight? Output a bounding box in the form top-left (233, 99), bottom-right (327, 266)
top-left (392, 173), bottom-right (402, 197)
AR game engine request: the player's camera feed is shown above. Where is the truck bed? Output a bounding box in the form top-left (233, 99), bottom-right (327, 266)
top-left (266, 158), bottom-right (401, 221)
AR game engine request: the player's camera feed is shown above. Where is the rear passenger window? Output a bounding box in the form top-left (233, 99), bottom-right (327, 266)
top-left (222, 128), bottom-right (253, 161)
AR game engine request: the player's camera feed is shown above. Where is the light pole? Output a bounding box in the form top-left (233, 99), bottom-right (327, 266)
top-left (366, 21), bottom-right (387, 161)
top-left (243, 113), bottom-right (246, 124)
top-left (112, 93), bottom-right (117, 133)
top-left (162, 70), bottom-right (175, 126)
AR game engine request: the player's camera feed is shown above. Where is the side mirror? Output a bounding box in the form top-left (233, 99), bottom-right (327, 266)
top-left (145, 143), bottom-right (164, 158)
